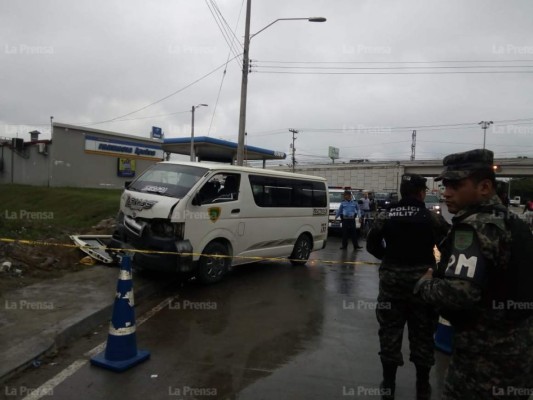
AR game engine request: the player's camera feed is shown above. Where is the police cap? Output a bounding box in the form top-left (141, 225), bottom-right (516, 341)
top-left (435, 149), bottom-right (494, 181)
top-left (343, 189), bottom-right (352, 195)
top-left (401, 174), bottom-right (427, 190)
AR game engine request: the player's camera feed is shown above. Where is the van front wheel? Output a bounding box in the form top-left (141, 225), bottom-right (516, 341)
top-left (197, 242), bottom-right (230, 284)
top-left (290, 234), bottom-right (312, 266)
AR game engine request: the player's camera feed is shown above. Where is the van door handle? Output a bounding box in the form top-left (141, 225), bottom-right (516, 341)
top-left (231, 209), bottom-right (240, 214)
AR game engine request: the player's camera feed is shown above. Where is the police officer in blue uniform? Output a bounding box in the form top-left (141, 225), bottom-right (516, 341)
top-left (336, 190), bottom-right (363, 250)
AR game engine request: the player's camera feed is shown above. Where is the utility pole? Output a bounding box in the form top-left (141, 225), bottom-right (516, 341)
top-left (289, 128), bottom-right (298, 173)
top-left (479, 121), bottom-right (493, 150)
top-left (410, 130), bottom-right (416, 161)
top-left (236, 0), bottom-right (252, 166)
top-left (236, 2), bottom-right (325, 166)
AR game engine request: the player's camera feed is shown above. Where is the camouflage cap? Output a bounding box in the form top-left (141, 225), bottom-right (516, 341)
top-left (401, 173), bottom-right (427, 190)
top-left (435, 149), bottom-right (494, 181)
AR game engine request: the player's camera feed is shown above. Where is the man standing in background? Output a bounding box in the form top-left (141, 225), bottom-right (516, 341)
top-left (336, 190), bottom-right (363, 250)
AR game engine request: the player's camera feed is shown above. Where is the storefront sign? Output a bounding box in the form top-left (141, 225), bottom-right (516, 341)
top-left (85, 136), bottom-right (164, 160)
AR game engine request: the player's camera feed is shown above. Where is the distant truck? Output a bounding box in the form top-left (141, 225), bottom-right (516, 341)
top-left (510, 196), bottom-right (521, 206)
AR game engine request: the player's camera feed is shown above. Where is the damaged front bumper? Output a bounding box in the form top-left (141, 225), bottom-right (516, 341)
top-left (113, 214), bottom-right (194, 274)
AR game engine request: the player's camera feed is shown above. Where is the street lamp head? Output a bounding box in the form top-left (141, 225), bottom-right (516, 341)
top-left (308, 17), bottom-right (326, 22)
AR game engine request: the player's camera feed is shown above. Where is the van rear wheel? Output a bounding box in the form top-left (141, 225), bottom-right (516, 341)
top-left (290, 234), bottom-right (312, 265)
top-left (197, 242), bottom-right (230, 284)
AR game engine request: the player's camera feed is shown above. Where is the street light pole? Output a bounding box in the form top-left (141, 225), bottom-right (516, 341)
top-left (479, 120), bottom-right (493, 150)
top-left (191, 104), bottom-right (208, 162)
top-left (235, 1), bottom-right (326, 166)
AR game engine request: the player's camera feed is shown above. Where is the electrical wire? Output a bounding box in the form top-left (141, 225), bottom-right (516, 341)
top-left (254, 64), bottom-right (533, 70)
top-left (210, 0), bottom-right (243, 50)
top-left (253, 70), bottom-right (533, 75)
top-left (205, 0), bottom-right (242, 68)
top-left (81, 53), bottom-right (242, 126)
top-left (207, 0), bottom-right (245, 136)
top-left (255, 59), bottom-right (533, 65)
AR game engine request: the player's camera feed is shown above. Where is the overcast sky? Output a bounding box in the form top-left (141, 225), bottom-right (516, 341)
top-left (2, 0), bottom-right (533, 165)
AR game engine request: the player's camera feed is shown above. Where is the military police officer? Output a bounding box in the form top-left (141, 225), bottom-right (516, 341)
top-left (336, 190), bottom-right (363, 250)
top-left (367, 173), bottom-right (450, 400)
top-left (415, 149), bottom-right (533, 399)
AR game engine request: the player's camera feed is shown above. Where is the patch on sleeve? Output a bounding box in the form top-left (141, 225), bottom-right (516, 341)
top-left (445, 226), bottom-right (488, 286)
top-left (454, 229), bottom-right (473, 251)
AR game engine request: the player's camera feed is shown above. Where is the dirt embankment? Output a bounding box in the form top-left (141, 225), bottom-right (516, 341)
top-left (0, 218), bottom-right (116, 293)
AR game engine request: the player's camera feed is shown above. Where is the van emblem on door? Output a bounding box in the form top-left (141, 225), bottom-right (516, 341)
top-left (208, 207), bottom-right (221, 223)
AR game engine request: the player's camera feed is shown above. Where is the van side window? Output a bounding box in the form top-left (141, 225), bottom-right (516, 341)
top-left (198, 173), bottom-right (240, 204)
top-left (249, 175), bottom-right (327, 208)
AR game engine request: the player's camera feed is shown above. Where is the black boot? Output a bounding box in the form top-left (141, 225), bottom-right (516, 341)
top-left (380, 362), bottom-right (397, 400)
top-left (415, 365), bottom-right (431, 400)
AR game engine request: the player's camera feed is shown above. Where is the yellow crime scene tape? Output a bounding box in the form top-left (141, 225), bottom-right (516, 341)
top-left (0, 237), bottom-right (382, 266)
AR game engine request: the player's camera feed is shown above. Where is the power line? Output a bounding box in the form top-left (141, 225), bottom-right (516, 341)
top-left (253, 64), bottom-right (533, 70)
top-left (207, 0), bottom-right (245, 136)
top-left (82, 53), bottom-right (241, 126)
top-left (253, 70), bottom-right (533, 75)
top-left (205, 0), bottom-right (242, 68)
top-left (255, 59), bottom-right (533, 65)
top-left (210, 0), bottom-right (243, 50)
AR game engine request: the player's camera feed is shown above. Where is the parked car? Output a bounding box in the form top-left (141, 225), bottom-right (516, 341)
top-left (425, 193), bottom-right (441, 214)
top-left (374, 192), bottom-right (399, 210)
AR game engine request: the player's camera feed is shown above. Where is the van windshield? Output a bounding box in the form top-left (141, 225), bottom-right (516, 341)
top-left (128, 163), bottom-right (208, 198)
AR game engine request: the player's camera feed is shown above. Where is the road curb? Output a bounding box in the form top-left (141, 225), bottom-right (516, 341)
top-left (0, 268), bottom-right (172, 384)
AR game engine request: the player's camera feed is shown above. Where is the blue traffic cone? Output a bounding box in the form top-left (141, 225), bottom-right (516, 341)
top-left (90, 255), bottom-right (150, 371)
top-left (434, 316), bottom-right (454, 354)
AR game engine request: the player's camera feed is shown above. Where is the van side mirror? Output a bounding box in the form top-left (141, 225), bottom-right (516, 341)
top-left (125, 181), bottom-right (132, 189)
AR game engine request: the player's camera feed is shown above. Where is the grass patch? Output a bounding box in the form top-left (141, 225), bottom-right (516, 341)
top-left (0, 184), bottom-right (122, 240)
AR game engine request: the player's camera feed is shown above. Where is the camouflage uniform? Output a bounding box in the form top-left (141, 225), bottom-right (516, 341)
top-left (367, 176), bottom-right (450, 369)
top-left (416, 149), bottom-right (533, 400)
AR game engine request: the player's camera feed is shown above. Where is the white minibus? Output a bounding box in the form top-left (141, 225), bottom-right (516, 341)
top-left (114, 162), bottom-right (329, 283)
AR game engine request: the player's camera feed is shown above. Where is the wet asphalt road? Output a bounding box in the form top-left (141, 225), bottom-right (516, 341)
top-left (2, 231), bottom-right (452, 400)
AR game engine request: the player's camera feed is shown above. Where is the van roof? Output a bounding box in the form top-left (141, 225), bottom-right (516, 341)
top-left (159, 161), bottom-right (327, 182)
